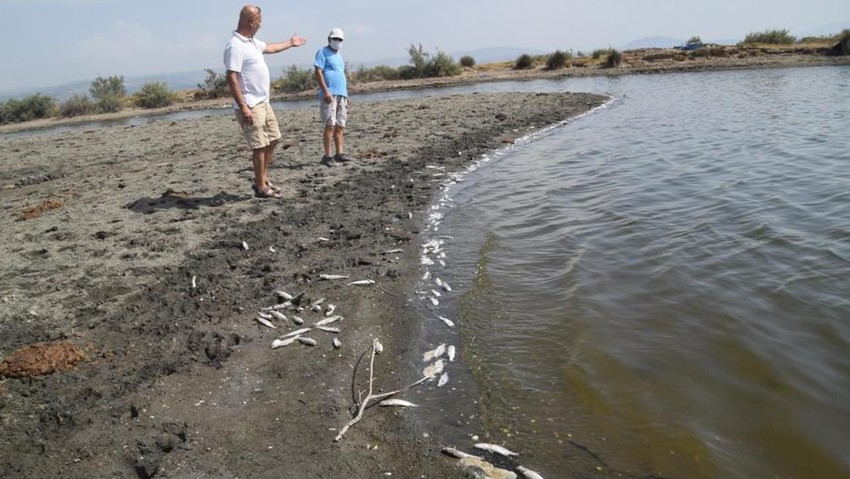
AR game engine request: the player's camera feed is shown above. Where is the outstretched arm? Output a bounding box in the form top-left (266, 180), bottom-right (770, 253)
top-left (265, 34), bottom-right (307, 54)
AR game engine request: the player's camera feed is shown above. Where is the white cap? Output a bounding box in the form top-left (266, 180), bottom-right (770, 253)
top-left (328, 27), bottom-right (344, 40)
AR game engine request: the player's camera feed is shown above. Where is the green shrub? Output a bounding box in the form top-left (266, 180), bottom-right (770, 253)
top-left (134, 82), bottom-right (177, 108)
top-left (397, 65), bottom-right (419, 80)
top-left (196, 69), bottom-right (229, 99)
top-left (839, 29), bottom-right (850, 55)
top-left (396, 44), bottom-right (462, 79)
top-left (514, 54), bottom-right (533, 70)
top-left (604, 49), bottom-right (623, 68)
top-left (350, 64), bottom-right (400, 83)
top-left (59, 94), bottom-right (95, 118)
top-left (459, 55), bottom-right (476, 67)
top-left (591, 48), bottom-right (612, 59)
top-left (274, 65), bottom-right (316, 93)
top-left (95, 95), bottom-right (123, 113)
top-left (90, 75), bottom-right (126, 100)
top-left (426, 50), bottom-right (461, 77)
top-left (546, 50), bottom-right (571, 70)
top-left (742, 29), bottom-right (796, 45)
top-left (0, 93), bottom-right (57, 123)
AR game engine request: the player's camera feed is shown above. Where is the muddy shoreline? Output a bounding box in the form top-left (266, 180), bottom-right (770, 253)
top-left (1, 92), bottom-right (608, 477)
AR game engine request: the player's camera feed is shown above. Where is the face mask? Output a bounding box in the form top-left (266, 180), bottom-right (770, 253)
top-left (329, 40), bottom-right (342, 51)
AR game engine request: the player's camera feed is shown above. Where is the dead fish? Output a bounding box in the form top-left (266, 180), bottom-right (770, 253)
top-left (292, 316), bottom-right (305, 325)
top-left (269, 310), bottom-right (287, 322)
top-left (378, 399), bottom-right (417, 407)
top-left (311, 297), bottom-right (327, 307)
top-left (437, 373), bottom-right (449, 387)
top-left (255, 316), bottom-right (276, 329)
top-left (298, 337), bottom-right (318, 346)
top-left (191, 275), bottom-right (197, 289)
top-left (428, 296), bottom-right (439, 306)
top-left (436, 278), bottom-right (452, 292)
top-left (374, 339), bottom-right (384, 354)
top-left (316, 325), bottom-right (340, 334)
top-left (332, 338), bottom-right (342, 349)
top-left (276, 290), bottom-right (294, 301)
top-left (422, 271), bottom-right (431, 280)
top-left (517, 466), bottom-right (546, 479)
top-left (319, 274), bottom-right (349, 280)
top-left (316, 315), bottom-right (342, 326)
top-left (242, 241), bottom-right (249, 251)
top-left (257, 311), bottom-right (273, 320)
top-left (447, 345), bottom-right (456, 362)
top-left (423, 359), bottom-right (445, 378)
top-left (438, 316), bottom-right (455, 328)
top-left (421, 255), bottom-right (435, 266)
top-left (431, 289), bottom-right (442, 297)
top-left (348, 279), bottom-right (375, 286)
top-left (311, 304), bottom-right (322, 312)
top-left (269, 246), bottom-right (276, 253)
top-left (281, 328), bottom-right (311, 338)
top-left (318, 237), bottom-right (330, 242)
top-left (263, 302), bottom-right (291, 311)
top-left (271, 337), bottom-right (299, 348)
top-left (441, 447), bottom-right (482, 460)
top-left (383, 248), bottom-right (403, 254)
top-left (423, 344), bottom-right (446, 362)
top-left (324, 304), bottom-right (337, 316)
top-left (474, 443), bottom-right (519, 457)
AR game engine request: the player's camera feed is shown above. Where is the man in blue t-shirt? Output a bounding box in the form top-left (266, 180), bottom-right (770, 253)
top-left (314, 28), bottom-right (351, 166)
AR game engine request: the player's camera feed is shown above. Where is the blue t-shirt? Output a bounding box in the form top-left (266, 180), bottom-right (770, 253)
top-left (314, 46), bottom-right (347, 98)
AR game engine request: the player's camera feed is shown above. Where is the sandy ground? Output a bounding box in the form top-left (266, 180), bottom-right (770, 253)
top-left (0, 92), bottom-right (607, 478)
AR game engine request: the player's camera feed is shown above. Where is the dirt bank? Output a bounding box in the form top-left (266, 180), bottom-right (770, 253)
top-left (0, 92), bottom-right (607, 478)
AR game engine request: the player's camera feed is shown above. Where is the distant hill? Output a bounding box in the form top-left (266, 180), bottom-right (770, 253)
top-left (621, 36), bottom-right (685, 50)
top-left (0, 70), bottom-right (212, 102)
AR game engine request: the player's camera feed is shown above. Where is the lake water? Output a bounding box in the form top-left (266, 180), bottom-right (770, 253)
top-left (414, 66), bottom-right (850, 478)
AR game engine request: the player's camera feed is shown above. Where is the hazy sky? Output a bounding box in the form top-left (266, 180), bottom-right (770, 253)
top-left (1, 0), bottom-right (846, 91)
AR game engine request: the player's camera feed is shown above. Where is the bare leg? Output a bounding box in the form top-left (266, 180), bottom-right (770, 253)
top-left (252, 148), bottom-right (265, 190)
top-left (333, 126), bottom-right (344, 155)
top-left (263, 141), bottom-right (278, 183)
top-left (323, 125), bottom-right (334, 156)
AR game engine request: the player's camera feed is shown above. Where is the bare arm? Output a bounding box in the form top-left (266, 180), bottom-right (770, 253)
top-left (314, 67), bottom-right (332, 103)
top-left (264, 34), bottom-right (307, 54)
top-left (226, 70), bottom-right (253, 125)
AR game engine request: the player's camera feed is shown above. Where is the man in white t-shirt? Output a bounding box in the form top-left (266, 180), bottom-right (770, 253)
top-left (224, 5), bottom-right (306, 199)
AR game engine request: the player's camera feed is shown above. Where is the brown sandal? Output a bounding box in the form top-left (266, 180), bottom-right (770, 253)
top-left (255, 186), bottom-right (283, 199)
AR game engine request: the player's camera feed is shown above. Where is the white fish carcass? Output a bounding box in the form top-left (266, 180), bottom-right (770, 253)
top-left (271, 336), bottom-right (299, 349)
top-left (255, 316), bottom-right (276, 329)
top-left (423, 359), bottom-right (445, 379)
top-left (378, 399), bottom-right (417, 407)
top-left (474, 443), bottom-right (519, 457)
top-left (423, 343), bottom-right (446, 362)
top-left (447, 345), bottom-right (456, 362)
top-left (316, 315), bottom-right (342, 326)
top-left (517, 465), bottom-right (546, 479)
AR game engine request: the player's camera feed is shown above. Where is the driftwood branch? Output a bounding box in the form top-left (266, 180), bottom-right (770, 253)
top-left (334, 338), bottom-right (430, 442)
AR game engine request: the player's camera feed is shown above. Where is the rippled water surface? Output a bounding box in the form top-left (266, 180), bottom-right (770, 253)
top-left (417, 67), bottom-right (850, 478)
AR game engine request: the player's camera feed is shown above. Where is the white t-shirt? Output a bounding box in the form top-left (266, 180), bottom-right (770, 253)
top-left (223, 32), bottom-right (270, 108)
